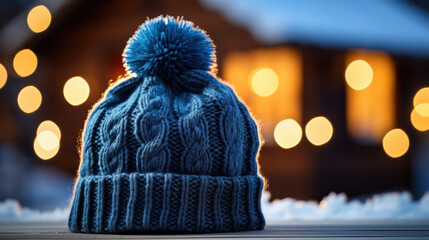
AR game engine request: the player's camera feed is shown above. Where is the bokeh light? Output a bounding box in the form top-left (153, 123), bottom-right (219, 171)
top-left (17, 86), bottom-right (42, 113)
top-left (13, 49), bottom-right (38, 77)
top-left (411, 108), bottom-right (429, 131)
top-left (305, 116), bottom-right (333, 146)
top-left (0, 64), bottom-right (7, 89)
top-left (345, 60), bottom-right (373, 90)
top-left (34, 121), bottom-right (61, 160)
top-left (274, 119), bottom-right (302, 149)
top-left (27, 5), bottom-right (51, 33)
top-left (413, 87), bottom-right (429, 108)
top-left (382, 129), bottom-right (409, 158)
top-left (250, 67), bottom-right (279, 97)
top-left (415, 103), bottom-right (429, 117)
top-left (63, 76), bottom-right (90, 106)
top-left (33, 133), bottom-right (59, 160)
top-left (37, 120), bottom-right (61, 140)
top-left (36, 130), bottom-right (59, 151)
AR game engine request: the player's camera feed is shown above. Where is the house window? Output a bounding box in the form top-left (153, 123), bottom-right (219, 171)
top-left (223, 47), bottom-right (302, 144)
top-left (345, 50), bottom-right (395, 143)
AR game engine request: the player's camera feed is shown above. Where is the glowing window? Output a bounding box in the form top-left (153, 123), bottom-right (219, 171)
top-left (346, 50), bottom-right (395, 142)
top-left (224, 47), bottom-right (302, 144)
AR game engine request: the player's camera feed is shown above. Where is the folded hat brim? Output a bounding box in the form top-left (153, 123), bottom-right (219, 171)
top-left (68, 172), bottom-right (265, 233)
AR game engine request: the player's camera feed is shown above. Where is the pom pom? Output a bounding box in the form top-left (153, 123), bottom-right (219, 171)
top-left (123, 16), bottom-right (216, 92)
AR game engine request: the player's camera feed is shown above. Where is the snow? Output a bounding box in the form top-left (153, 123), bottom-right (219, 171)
top-left (0, 199), bottom-right (69, 221)
top-left (1, 191), bottom-right (428, 221)
top-left (200, 0), bottom-right (429, 56)
top-left (262, 191), bottom-right (429, 220)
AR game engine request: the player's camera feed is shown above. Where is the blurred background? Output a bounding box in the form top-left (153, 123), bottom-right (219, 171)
top-left (0, 0), bottom-right (428, 211)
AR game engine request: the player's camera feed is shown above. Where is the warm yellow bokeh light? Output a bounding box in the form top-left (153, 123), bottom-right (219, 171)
top-left (382, 129), bottom-right (409, 158)
top-left (27, 5), bottom-right (51, 33)
top-left (63, 76), bottom-right (90, 106)
top-left (34, 134), bottom-right (59, 160)
top-left (415, 103), bottom-right (429, 117)
top-left (13, 49), bottom-right (38, 77)
top-left (345, 60), bottom-right (373, 90)
top-left (413, 87), bottom-right (429, 108)
top-left (305, 116), bottom-right (333, 146)
top-left (274, 119), bottom-right (302, 149)
top-left (0, 64), bottom-right (7, 89)
top-left (36, 130), bottom-right (59, 151)
top-left (17, 85), bottom-right (42, 113)
top-left (250, 67), bottom-right (279, 97)
top-left (411, 108), bottom-right (429, 131)
top-left (37, 120), bottom-right (61, 140)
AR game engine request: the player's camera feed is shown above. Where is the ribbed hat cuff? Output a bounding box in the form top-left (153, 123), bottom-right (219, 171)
top-left (68, 172), bottom-right (265, 233)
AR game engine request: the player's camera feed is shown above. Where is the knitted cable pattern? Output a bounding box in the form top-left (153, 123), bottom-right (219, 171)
top-left (79, 77), bottom-right (142, 176)
top-left (79, 107), bottom-right (103, 177)
top-left (237, 100), bottom-right (260, 175)
top-left (135, 77), bottom-right (170, 173)
top-left (176, 94), bottom-right (211, 175)
top-left (99, 113), bottom-right (128, 174)
top-left (220, 105), bottom-right (243, 177)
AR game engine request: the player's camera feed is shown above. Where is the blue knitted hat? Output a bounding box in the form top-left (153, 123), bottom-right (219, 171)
top-left (68, 16), bottom-right (265, 234)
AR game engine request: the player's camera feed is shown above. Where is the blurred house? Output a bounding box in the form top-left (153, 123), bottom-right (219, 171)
top-left (0, 0), bottom-right (428, 206)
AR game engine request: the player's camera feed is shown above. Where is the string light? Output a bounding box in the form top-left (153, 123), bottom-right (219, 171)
top-left (413, 87), bottom-right (429, 108)
top-left (305, 116), bottom-right (333, 146)
top-left (382, 129), bottom-right (409, 158)
top-left (250, 67), bottom-right (279, 97)
top-left (37, 120), bottom-right (61, 140)
top-left (17, 86), bottom-right (42, 113)
top-left (13, 49), bottom-right (38, 77)
top-left (27, 5), bottom-right (51, 33)
top-left (63, 76), bottom-right (90, 106)
top-left (34, 133), bottom-right (59, 160)
top-left (411, 108), bottom-right (429, 131)
top-left (274, 119), bottom-right (302, 149)
top-left (415, 103), bottom-right (429, 117)
top-left (0, 64), bottom-right (7, 89)
top-left (345, 60), bottom-right (373, 90)
top-left (36, 130), bottom-right (59, 151)
top-left (34, 121), bottom-right (61, 160)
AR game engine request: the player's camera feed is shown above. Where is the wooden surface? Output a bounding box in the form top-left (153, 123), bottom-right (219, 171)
top-left (1, 220), bottom-right (429, 239)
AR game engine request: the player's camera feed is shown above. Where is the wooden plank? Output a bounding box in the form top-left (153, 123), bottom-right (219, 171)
top-left (0, 220), bottom-right (429, 239)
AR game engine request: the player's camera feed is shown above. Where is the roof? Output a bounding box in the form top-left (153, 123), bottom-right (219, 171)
top-left (200, 0), bottom-right (429, 57)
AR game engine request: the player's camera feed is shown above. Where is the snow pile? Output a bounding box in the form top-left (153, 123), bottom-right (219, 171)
top-left (1, 191), bottom-right (429, 221)
top-left (262, 191), bottom-right (429, 220)
top-left (0, 199), bottom-right (69, 221)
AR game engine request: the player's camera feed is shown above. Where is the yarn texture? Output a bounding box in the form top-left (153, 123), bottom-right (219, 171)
top-left (68, 16), bottom-right (265, 234)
